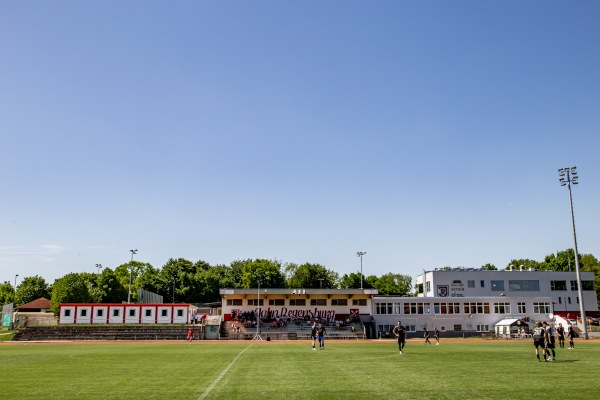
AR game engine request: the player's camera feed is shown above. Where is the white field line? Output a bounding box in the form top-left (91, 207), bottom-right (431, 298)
top-left (198, 344), bottom-right (253, 400)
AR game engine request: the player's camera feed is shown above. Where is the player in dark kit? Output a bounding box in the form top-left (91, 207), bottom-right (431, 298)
top-left (393, 321), bottom-right (406, 354)
top-left (556, 323), bottom-right (565, 349)
top-left (434, 327), bottom-right (440, 345)
top-left (543, 322), bottom-right (556, 361)
top-left (317, 324), bottom-right (326, 350)
top-left (423, 327), bottom-right (431, 344)
top-left (532, 322), bottom-right (547, 362)
top-left (311, 321), bottom-right (318, 350)
top-left (543, 322), bottom-right (556, 360)
top-left (567, 324), bottom-right (575, 349)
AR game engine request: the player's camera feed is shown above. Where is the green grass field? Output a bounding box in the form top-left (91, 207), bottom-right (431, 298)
top-left (1, 339), bottom-right (598, 400)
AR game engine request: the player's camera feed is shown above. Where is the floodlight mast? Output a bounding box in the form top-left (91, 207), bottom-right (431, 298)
top-left (558, 166), bottom-right (587, 339)
top-left (128, 249), bottom-right (138, 304)
top-left (356, 252), bottom-right (366, 289)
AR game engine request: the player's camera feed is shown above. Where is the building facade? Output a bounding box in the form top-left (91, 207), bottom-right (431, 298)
top-left (416, 267), bottom-right (597, 318)
top-left (370, 268), bottom-right (598, 338)
top-left (219, 288), bottom-right (378, 323)
top-left (59, 303), bottom-right (196, 325)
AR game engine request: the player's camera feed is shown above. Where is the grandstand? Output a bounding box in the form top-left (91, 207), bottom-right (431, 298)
top-left (221, 317), bottom-right (366, 340)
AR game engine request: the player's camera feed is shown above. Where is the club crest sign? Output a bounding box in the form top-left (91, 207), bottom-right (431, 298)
top-left (437, 285), bottom-right (449, 297)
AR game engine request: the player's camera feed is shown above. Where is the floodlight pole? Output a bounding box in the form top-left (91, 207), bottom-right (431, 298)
top-left (356, 252), bottom-right (366, 289)
top-left (128, 249), bottom-right (138, 304)
top-left (253, 279), bottom-right (263, 340)
top-left (95, 264), bottom-right (103, 274)
top-left (13, 274), bottom-right (18, 303)
top-left (558, 166), bottom-right (588, 339)
top-left (173, 275), bottom-right (177, 303)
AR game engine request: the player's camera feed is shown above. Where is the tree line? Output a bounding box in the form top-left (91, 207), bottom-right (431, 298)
top-left (1, 248), bottom-right (598, 315)
top-left (1, 258), bottom-right (412, 315)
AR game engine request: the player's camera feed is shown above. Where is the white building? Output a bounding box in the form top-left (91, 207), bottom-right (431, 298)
top-left (59, 303), bottom-right (196, 325)
top-left (372, 267), bottom-right (598, 338)
top-left (417, 267), bottom-right (597, 316)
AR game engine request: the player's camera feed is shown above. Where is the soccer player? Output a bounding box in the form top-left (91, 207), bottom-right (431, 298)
top-left (187, 328), bottom-right (194, 345)
top-left (567, 323), bottom-right (575, 349)
top-left (317, 323), bottom-right (326, 350)
top-left (424, 327), bottom-right (431, 344)
top-left (434, 326), bottom-right (440, 345)
top-left (532, 322), bottom-right (546, 362)
top-left (556, 323), bottom-right (565, 349)
top-left (311, 321), bottom-right (318, 350)
top-left (543, 322), bottom-right (556, 361)
top-left (392, 321), bottom-right (406, 354)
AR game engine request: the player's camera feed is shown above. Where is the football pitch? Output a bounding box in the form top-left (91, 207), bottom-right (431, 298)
top-left (1, 339), bottom-right (598, 400)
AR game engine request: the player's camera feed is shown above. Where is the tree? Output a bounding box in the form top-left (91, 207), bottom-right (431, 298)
top-left (339, 272), bottom-right (372, 289)
top-left (240, 259), bottom-right (286, 288)
top-left (114, 261), bottom-right (154, 302)
top-left (285, 262), bottom-right (339, 289)
top-left (372, 273), bottom-right (412, 296)
top-left (95, 268), bottom-right (128, 303)
top-left (159, 258), bottom-right (197, 303)
top-left (50, 273), bottom-right (93, 315)
top-left (0, 281), bottom-right (14, 306)
top-left (505, 259), bottom-right (540, 270)
top-left (481, 263), bottom-right (497, 271)
top-left (14, 275), bottom-right (50, 306)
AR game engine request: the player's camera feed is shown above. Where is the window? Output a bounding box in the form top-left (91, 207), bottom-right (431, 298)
top-left (480, 280), bottom-right (485, 288)
top-left (96, 309), bottom-right (103, 317)
top-left (533, 303), bottom-right (551, 313)
top-left (406, 325), bottom-right (416, 332)
top-left (571, 281), bottom-right (595, 291)
top-left (568, 297), bottom-right (572, 304)
top-left (310, 299), bottom-right (327, 306)
top-left (113, 309), bottom-right (120, 317)
top-left (289, 299), bottom-right (306, 306)
top-left (476, 324), bottom-right (490, 332)
top-left (375, 303), bottom-right (394, 315)
top-left (352, 299), bottom-right (367, 306)
top-left (463, 302), bottom-right (490, 314)
top-left (425, 281), bottom-right (431, 292)
top-left (491, 280), bottom-right (504, 291)
top-left (64, 309), bottom-right (71, 317)
top-left (433, 302), bottom-right (460, 314)
top-left (269, 299), bottom-right (285, 306)
top-left (494, 303), bottom-right (511, 314)
top-left (453, 324), bottom-right (462, 332)
top-left (145, 309), bottom-right (152, 317)
top-left (177, 310), bottom-right (184, 317)
top-left (248, 299), bottom-right (264, 306)
top-left (331, 299), bottom-right (347, 306)
top-left (227, 299), bottom-right (242, 306)
top-left (509, 280), bottom-right (540, 291)
top-left (161, 309), bottom-right (168, 317)
top-left (403, 303), bottom-right (426, 315)
top-left (468, 280), bottom-right (475, 288)
top-left (551, 281), bottom-right (567, 291)
top-left (80, 309), bottom-right (87, 317)
top-left (517, 302), bottom-right (526, 313)
top-left (129, 309), bottom-right (136, 317)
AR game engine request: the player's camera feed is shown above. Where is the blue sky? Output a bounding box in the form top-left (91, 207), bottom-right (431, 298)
top-left (1, 1), bottom-right (599, 285)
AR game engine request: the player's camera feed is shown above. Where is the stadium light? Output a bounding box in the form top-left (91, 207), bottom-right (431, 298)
top-left (557, 166), bottom-right (587, 339)
top-left (14, 274), bottom-right (18, 303)
top-left (356, 252), bottom-right (366, 289)
top-left (128, 249), bottom-right (138, 304)
top-left (253, 279), bottom-right (263, 341)
top-left (95, 264), bottom-right (103, 274)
